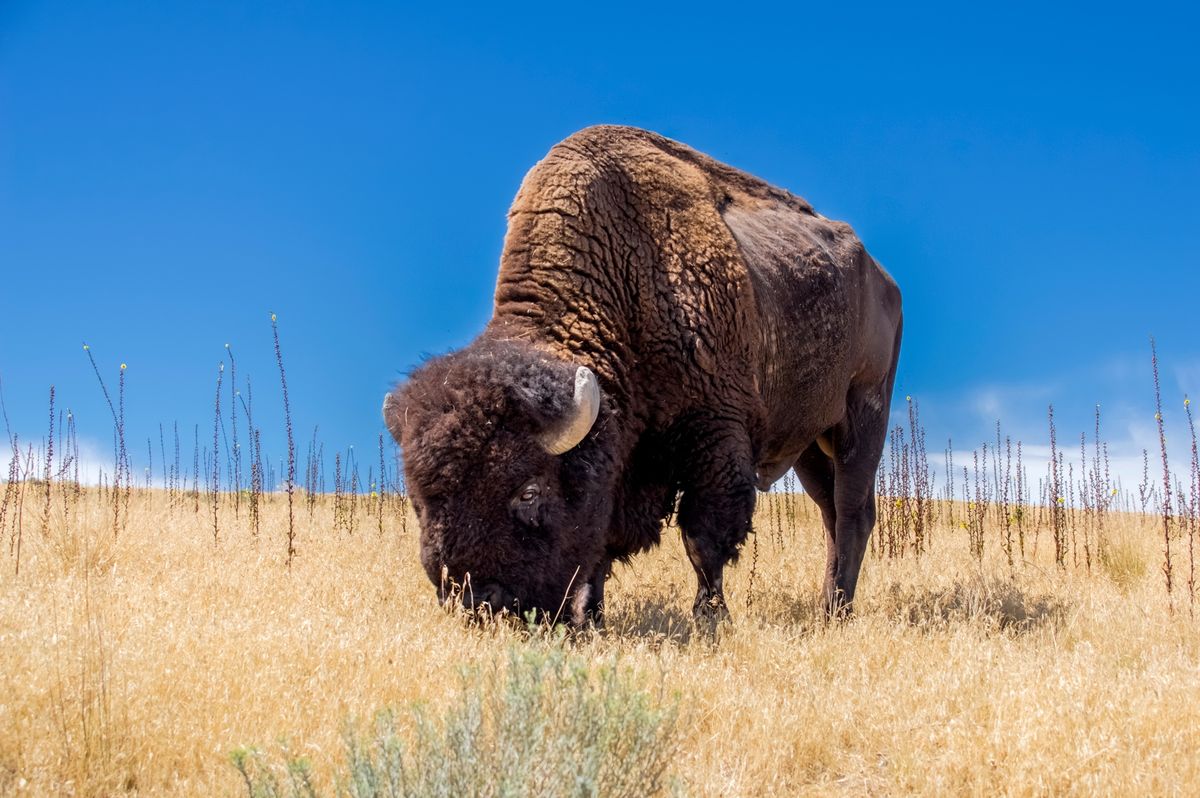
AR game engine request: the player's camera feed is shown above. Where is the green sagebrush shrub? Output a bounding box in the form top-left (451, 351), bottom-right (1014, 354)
top-left (231, 642), bottom-right (681, 798)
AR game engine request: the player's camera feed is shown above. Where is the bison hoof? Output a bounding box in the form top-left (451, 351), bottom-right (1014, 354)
top-left (824, 588), bottom-right (856, 621)
top-left (692, 590), bottom-right (731, 625)
top-left (573, 608), bottom-right (605, 633)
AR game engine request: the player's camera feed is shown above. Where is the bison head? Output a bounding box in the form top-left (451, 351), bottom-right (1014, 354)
top-left (383, 341), bottom-right (614, 624)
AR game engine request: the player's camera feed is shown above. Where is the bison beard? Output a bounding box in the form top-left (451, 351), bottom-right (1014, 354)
top-left (384, 126), bottom-right (902, 625)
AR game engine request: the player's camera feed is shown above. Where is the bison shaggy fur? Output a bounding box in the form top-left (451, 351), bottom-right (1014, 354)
top-left (385, 125), bottom-right (902, 624)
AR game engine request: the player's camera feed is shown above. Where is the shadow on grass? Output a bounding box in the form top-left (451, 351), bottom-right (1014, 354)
top-left (879, 577), bottom-right (1070, 633)
top-left (513, 575), bottom-right (1068, 645)
top-left (604, 596), bottom-right (699, 645)
top-left (599, 584), bottom-right (1063, 644)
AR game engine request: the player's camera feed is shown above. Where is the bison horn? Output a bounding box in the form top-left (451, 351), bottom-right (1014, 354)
top-left (538, 366), bottom-right (600, 455)
top-left (381, 392), bottom-right (396, 426)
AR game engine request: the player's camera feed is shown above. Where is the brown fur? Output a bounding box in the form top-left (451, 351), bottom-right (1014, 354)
top-left (386, 125), bottom-right (902, 622)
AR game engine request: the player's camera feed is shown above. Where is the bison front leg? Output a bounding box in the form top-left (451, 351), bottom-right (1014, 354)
top-left (677, 423), bottom-right (757, 624)
top-left (581, 557), bottom-right (612, 628)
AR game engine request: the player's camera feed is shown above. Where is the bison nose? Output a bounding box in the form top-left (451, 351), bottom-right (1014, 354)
top-left (463, 582), bottom-right (512, 615)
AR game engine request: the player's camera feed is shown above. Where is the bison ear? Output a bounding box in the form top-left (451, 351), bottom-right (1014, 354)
top-left (537, 366), bottom-right (600, 455)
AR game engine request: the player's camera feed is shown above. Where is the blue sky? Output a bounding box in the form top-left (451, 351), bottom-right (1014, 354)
top-left (1, 1), bottom-right (1197, 491)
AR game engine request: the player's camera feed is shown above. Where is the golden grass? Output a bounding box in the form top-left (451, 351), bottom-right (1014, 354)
top-left (1, 489), bottom-right (1198, 796)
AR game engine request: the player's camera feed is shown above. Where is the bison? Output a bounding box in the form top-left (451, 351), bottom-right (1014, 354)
top-left (384, 125), bottom-right (902, 625)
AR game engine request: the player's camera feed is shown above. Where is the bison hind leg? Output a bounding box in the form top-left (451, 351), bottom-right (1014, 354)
top-left (823, 380), bottom-right (894, 618)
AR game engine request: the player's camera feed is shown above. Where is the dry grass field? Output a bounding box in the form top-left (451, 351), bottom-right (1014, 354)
top-left (2, 481), bottom-right (1198, 796)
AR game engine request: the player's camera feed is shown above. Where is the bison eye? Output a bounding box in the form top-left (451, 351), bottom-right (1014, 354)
top-left (511, 482), bottom-right (543, 528)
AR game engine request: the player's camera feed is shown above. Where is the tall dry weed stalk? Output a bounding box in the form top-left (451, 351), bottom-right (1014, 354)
top-left (1151, 338), bottom-right (1173, 605)
top-left (1001, 434), bottom-right (1013, 568)
top-left (1015, 440), bottom-right (1026, 558)
top-left (1138, 449), bottom-right (1151, 515)
top-left (348, 447), bottom-right (360, 536)
top-left (212, 362), bottom-right (223, 544)
top-left (1048, 404), bottom-right (1066, 566)
top-left (1078, 434), bottom-right (1091, 571)
top-left (1089, 405), bottom-right (1111, 563)
top-left (271, 313), bottom-right (296, 565)
top-left (907, 398), bottom-right (932, 553)
top-left (172, 422), bottom-right (181, 508)
top-left (377, 433), bottom-right (386, 537)
top-left (43, 386), bottom-right (54, 539)
top-left (252, 429), bottom-right (264, 537)
top-left (242, 379), bottom-right (263, 537)
top-left (83, 345), bottom-right (130, 537)
top-left (117, 363), bottom-right (131, 524)
top-left (66, 409), bottom-right (82, 510)
top-left (2, 378), bottom-right (20, 562)
top-left (12, 443), bottom-right (33, 572)
top-left (967, 448), bottom-right (989, 561)
top-left (1185, 395), bottom-right (1198, 610)
top-left (191, 424), bottom-right (200, 514)
top-left (875, 399), bottom-right (933, 559)
top-left (333, 451), bottom-right (343, 532)
top-left (306, 427), bottom-right (321, 518)
top-left (3, 457), bottom-right (18, 568)
top-left (226, 345), bottom-right (242, 517)
top-left (156, 425), bottom-right (167, 495)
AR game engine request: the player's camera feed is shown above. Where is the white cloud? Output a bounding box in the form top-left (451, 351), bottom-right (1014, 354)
top-left (1, 435), bottom-right (117, 487)
top-left (1173, 359), bottom-right (1200, 399)
top-left (884, 370), bottom-right (1199, 508)
top-left (967, 381), bottom-right (1059, 427)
